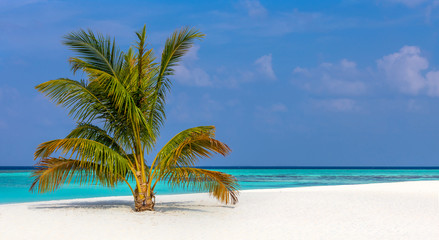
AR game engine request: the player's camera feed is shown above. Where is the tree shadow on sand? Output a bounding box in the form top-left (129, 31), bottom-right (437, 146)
top-left (154, 201), bottom-right (234, 213)
top-left (29, 199), bottom-right (134, 210)
top-left (28, 199), bottom-right (234, 213)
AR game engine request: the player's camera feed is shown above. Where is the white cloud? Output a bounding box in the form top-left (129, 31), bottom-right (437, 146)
top-left (377, 45), bottom-right (439, 96)
top-left (425, 70), bottom-right (439, 96)
top-left (182, 45), bottom-right (200, 62)
top-left (293, 67), bottom-right (309, 74)
top-left (239, 0), bottom-right (267, 17)
top-left (340, 59), bottom-right (357, 69)
top-left (314, 99), bottom-right (359, 112)
top-left (293, 59), bottom-right (366, 96)
top-left (296, 46), bottom-right (439, 98)
top-left (377, 46), bottom-right (428, 95)
top-left (217, 54), bottom-right (277, 86)
top-left (174, 65), bottom-right (211, 87)
top-left (175, 52), bottom-right (277, 88)
top-left (173, 45), bottom-right (212, 87)
top-left (255, 54), bottom-right (276, 80)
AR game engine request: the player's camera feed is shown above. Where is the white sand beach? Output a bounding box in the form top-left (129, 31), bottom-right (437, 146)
top-left (0, 181), bottom-right (438, 240)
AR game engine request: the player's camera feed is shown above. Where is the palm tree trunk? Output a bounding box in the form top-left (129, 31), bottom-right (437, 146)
top-left (133, 173), bottom-right (154, 211)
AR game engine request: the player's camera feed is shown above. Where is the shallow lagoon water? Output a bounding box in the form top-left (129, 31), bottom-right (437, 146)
top-left (1, 167), bottom-right (439, 204)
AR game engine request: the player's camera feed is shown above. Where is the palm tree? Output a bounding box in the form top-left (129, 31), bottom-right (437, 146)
top-left (30, 25), bottom-right (239, 212)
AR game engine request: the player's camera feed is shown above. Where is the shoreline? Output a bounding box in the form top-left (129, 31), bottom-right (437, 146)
top-left (1, 179), bottom-right (437, 206)
top-left (1, 181), bottom-right (438, 239)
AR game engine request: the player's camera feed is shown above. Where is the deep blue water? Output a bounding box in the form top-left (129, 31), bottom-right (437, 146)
top-left (1, 167), bottom-right (439, 204)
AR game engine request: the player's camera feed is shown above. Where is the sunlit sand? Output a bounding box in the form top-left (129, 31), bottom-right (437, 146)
top-left (1, 181), bottom-right (438, 240)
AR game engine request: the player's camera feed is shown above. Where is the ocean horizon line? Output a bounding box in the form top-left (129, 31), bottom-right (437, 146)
top-left (2, 166), bottom-right (439, 170)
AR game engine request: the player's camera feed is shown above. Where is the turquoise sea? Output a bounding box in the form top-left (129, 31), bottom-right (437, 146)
top-left (1, 167), bottom-right (439, 204)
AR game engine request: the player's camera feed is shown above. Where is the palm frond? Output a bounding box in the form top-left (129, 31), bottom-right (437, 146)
top-left (35, 78), bottom-right (115, 123)
top-left (34, 138), bottom-right (131, 175)
top-left (134, 25), bottom-right (156, 91)
top-left (159, 27), bottom-right (205, 78)
top-left (164, 167), bottom-right (238, 204)
top-left (30, 157), bottom-right (129, 193)
top-left (154, 126), bottom-right (231, 171)
top-left (64, 29), bottom-right (124, 79)
top-left (146, 27), bottom-right (205, 137)
top-left (66, 123), bottom-right (127, 156)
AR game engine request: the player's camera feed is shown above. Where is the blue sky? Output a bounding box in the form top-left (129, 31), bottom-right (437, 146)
top-left (2, 0), bottom-right (439, 166)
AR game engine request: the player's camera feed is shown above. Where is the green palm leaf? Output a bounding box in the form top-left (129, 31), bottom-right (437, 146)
top-left (66, 123), bottom-right (127, 156)
top-left (147, 27), bottom-right (205, 136)
top-left (164, 167), bottom-right (238, 204)
top-left (35, 138), bottom-right (131, 175)
top-left (154, 126), bottom-right (230, 171)
top-left (64, 29), bottom-right (124, 78)
top-left (30, 157), bottom-right (130, 193)
top-left (149, 126), bottom-right (233, 205)
top-left (35, 78), bottom-right (115, 123)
